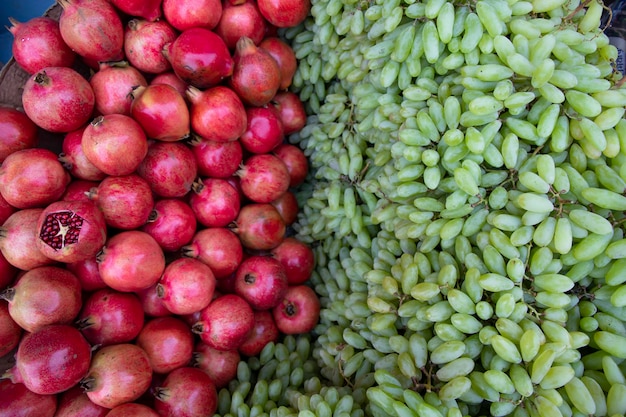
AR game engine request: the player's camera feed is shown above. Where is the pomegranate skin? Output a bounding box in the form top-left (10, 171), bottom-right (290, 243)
top-left (216, 0), bottom-right (267, 50)
top-left (154, 367), bottom-right (218, 417)
top-left (157, 258), bottom-right (216, 315)
top-left (0, 208), bottom-right (54, 271)
top-left (59, 127), bottom-right (107, 182)
top-left (141, 199), bottom-right (197, 252)
top-left (90, 61), bottom-right (148, 116)
top-left (193, 294), bottom-right (255, 351)
top-left (238, 153), bottom-right (291, 203)
top-left (240, 105), bottom-right (284, 154)
top-left (110, 0), bottom-right (163, 21)
top-left (189, 178), bottom-right (241, 228)
top-left (130, 84), bottom-right (190, 142)
top-left (58, 0), bottom-right (124, 62)
top-left (105, 403), bottom-right (159, 417)
top-left (193, 342), bottom-right (240, 389)
top-left (270, 190), bottom-right (298, 225)
top-left (238, 310), bottom-right (279, 357)
top-left (9, 17), bottom-right (76, 74)
top-left (163, 0), bottom-right (223, 31)
top-left (136, 141), bottom-right (198, 198)
top-left (182, 227), bottom-right (243, 279)
top-left (55, 385), bottom-right (109, 417)
top-left (271, 90), bottom-right (306, 135)
top-left (191, 137), bottom-right (243, 178)
top-left (234, 203), bottom-right (286, 250)
top-left (0, 380), bottom-right (58, 417)
top-left (22, 67), bottom-right (95, 133)
top-left (187, 86), bottom-right (247, 143)
top-left (9, 324), bottom-right (92, 395)
top-left (0, 148), bottom-right (71, 209)
top-left (259, 37), bottom-right (297, 90)
top-left (135, 316), bottom-right (195, 374)
top-left (124, 19), bottom-right (177, 75)
top-left (0, 302), bottom-right (22, 358)
top-left (151, 72), bottom-right (188, 97)
top-left (257, 0), bottom-right (310, 27)
top-left (0, 107), bottom-right (38, 163)
top-left (163, 27), bottom-right (234, 89)
top-left (67, 255), bottom-right (107, 292)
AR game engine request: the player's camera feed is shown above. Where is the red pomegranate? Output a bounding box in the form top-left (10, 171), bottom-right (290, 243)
top-left (192, 342), bottom-right (240, 388)
top-left (136, 141), bottom-right (198, 198)
top-left (270, 190), bottom-right (299, 225)
top-left (0, 208), bottom-right (54, 271)
top-left (163, 0), bottom-right (223, 31)
top-left (124, 19), bottom-right (177, 74)
top-left (151, 72), bottom-right (189, 96)
top-left (66, 255), bottom-right (108, 292)
top-left (238, 153), bottom-right (291, 203)
top-left (0, 302), bottom-right (22, 357)
top-left (135, 316), bottom-right (195, 374)
top-left (238, 310), bottom-right (279, 356)
top-left (259, 37), bottom-right (297, 90)
top-left (272, 90), bottom-right (307, 135)
top-left (130, 84), bottom-right (190, 141)
top-left (90, 61), bottom-right (148, 116)
top-left (187, 85), bottom-right (247, 142)
top-left (157, 258), bottom-right (216, 315)
top-left (141, 199), bottom-right (197, 252)
top-left (110, 0), bottom-right (162, 21)
top-left (153, 367), bottom-right (218, 416)
top-left (216, 0), bottom-right (267, 49)
top-left (233, 203), bottom-right (286, 250)
top-left (189, 178), bottom-right (241, 228)
top-left (182, 227), bottom-right (243, 279)
top-left (54, 384), bottom-right (109, 417)
top-left (257, 0), bottom-right (310, 27)
top-left (273, 143), bottom-right (309, 187)
top-left (240, 105), bottom-right (284, 154)
top-left (190, 136), bottom-right (243, 178)
top-left (59, 127), bottom-right (107, 182)
top-left (0, 106), bottom-right (38, 163)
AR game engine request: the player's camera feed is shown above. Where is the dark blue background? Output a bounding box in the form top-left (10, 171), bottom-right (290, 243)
top-left (0, 1), bottom-right (52, 65)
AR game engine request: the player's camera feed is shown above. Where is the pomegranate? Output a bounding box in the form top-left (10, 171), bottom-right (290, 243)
top-left (0, 379), bottom-right (58, 417)
top-left (36, 200), bottom-right (107, 263)
top-left (90, 61), bottom-right (148, 116)
top-left (76, 288), bottom-right (145, 346)
top-left (188, 85), bottom-right (247, 142)
top-left (97, 231), bottom-right (166, 292)
top-left (257, 0), bottom-right (310, 27)
top-left (271, 237), bottom-right (315, 284)
top-left (59, 127), bottom-right (107, 182)
top-left (270, 190), bottom-right (298, 225)
top-left (54, 385), bottom-right (109, 417)
top-left (88, 174), bottom-right (154, 230)
top-left (272, 285), bottom-right (320, 334)
top-left (151, 72), bottom-right (188, 97)
top-left (124, 19), bottom-right (177, 74)
top-left (0, 208), bottom-right (53, 271)
top-left (163, 27), bottom-right (234, 89)
top-left (8, 17), bottom-right (75, 74)
top-left (0, 194), bottom-right (16, 229)
top-left (260, 37), bottom-right (297, 90)
top-left (110, 0), bottom-right (162, 21)
top-left (130, 84), bottom-right (190, 141)
top-left (233, 203), bottom-right (286, 250)
top-left (0, 252), bottom-right (18, 290)
top-left (190, 178), bottom-right (241, 227)
top-left (192, 342), bottom-right (240, 388)
top-left (272, 90), bottom-right (307, 134)
top-left (216, 0), bottom-right (267, 49)
top-left (0, 107), bottom-right (38, 163)
top-left (62, 180), bottom-right (101, 202)
top-left (230, 36), bottom-right (281, 106)
top-left (238, 310), bottom-right (279, 357)
top-left (216, 272), bottom-right (238, 294)
top-left (6, 324), bottom-right (91, 395)
top-left (234, 255), bottom-right (288, 310)
top-left (81, 114), bottom-right (148, 176)
top-left (0, 302), bottom-right (21, 357)
top-left (163, 0), bottom-right (223, 31)
top-left (273, 143), bottom-right (309, 187)
top-left (136, 141), bottom-right (198, 198)
top-left (67, 256), bottom-right (108, 292)
top-left (141, 199), bottom-right (197, 252)
top-left (0, 266), bottom-right (82, 332)
top-left (240, 105), bottom-right (284, 154)
top-left (192, 294), bottom-right (255, 351)
top-left (0, 148), bottom-right (70, 209)
top-left (82, 344), bottom-right (153, 408)
top-left (136, 284), bottom-right (171, 317)
top-left (135, 316), bottom-right (195, 374)
top-left (153, 367), bottom-right (218, 417)
top-left (58, 0), bottom-right (124, 62)
top-left (105, 403), bottom-right (159, 417)
top-left (182, 227), bottom-right (243, 279)
top-left (157, 258), bottom-right (216, 315)
top-left (190, 136), bottom-right (243, 178)
top-left (238, 153), bottom-right (291, 203)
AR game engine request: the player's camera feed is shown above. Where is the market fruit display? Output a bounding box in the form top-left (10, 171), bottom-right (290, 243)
top-left (2, 0), bottom-right (626, 416)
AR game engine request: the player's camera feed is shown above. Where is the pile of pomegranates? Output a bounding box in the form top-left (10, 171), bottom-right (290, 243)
top-left (0, 0), bottom-right (316, 414)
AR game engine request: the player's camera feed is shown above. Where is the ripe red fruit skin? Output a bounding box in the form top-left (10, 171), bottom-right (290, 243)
top-left (0, 148), bottom-right (71, 209)
top-left (190, 178), bottom-right (241, 228)
top-left (273, 143), bottom-right (309, 187)
top-left (0, 106), bottom-right (38, 163)
top-left (272, 285), bottom-right (321, 335)
top-left (153, 367), bottom-right (218, 417)
top-left (82, 114), bottom-right (149, 176)
top-left (0, 208), bottom-right (55, 271)
top-left (234, 255), bottom-right (288, 310)
top-left (193, 294), bottom-right (255, 351)
top-left (97, 230), bottom-right (166, 292)
top-left (124, 19), bottom-right (177, 75)
top-left (163, 0), bottom-right (223, 31)
top-left (77, 288), bottom-right (145, 346)
top-left (0, 252), bottom-right (18, 290)
top-left (193, 342), bottom-right (240, 388)
top-left (1, 266), bottom-right (82, 333)
top-left (259, 37), bottom-right (297, 90)
top-left (105, 403), bottom-right (160, 417)
top-left (151, 72), bottom-right (189, 97)
top-left (59, 127), bottom-right (107, 182)
top-left (90, 61), bottom-right (148, 117)
top-left (271, 90), bottom-right (307, 135)
top-left (216, 0), bottom-right (267, 50)
top-left (54, 385), bottom-right (109, 417)
top-left (58, 0), bottom-right (124, 62)
top-left (8, 17), bottom-right (76, 74)
top-left (8, 324), bottom-right (92, 395)
top-left (0, 302), bottom-right (22, 357)
top-left (136, 284), bottom-right (171, 318)
top-left (182, 227), bottom-right (244, 279)
top-left (238, 310), bottom-right (279, 357)
top-left (234, 203), bottom-right (286, 250)
top-left (164, 28), bottom-right (234, 89)
top-left (157, 258), bottom-right (216, 315)
top-left (136, 141), bottom-right (198, 198)
top-left (66, 255), bottom-right (107, 292)
top-left (83, 344), bottom-right (153, 409)
top-left (88, 174), bottom-right (155, 230)
top-left (141, 199), bottom-right (197, 252)
top-left (230, 36), bottom-right (281, 107)
top-left (61, 180), bottom-right (100, 203)
top-left (240, 105), bottom-right (284, 154)
top-left (270, 190), bottom-right (298, 225)
top-left (135, 316), bottom-right (195, 374)
top-left (0, 379), bottom-right (58, 417)
top-left (257, 0), bottom-right (311, 28)
top-left (238, 154), bottom-right (291, 203)
top-left (191, 137), bottom-right (243, 178)
top-left (271, 237), bottom-right (315, 285)
top-left (109, 0), bottom-right (163, 22)
top-left (130, 84), bottom-right (190, 142)
top-left (188, 85), bottom-right (247, 143)
top-left (36, 200), bottom-right (108, 263)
